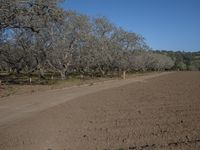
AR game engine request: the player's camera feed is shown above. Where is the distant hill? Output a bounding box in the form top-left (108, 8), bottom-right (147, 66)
top-left (154, 50), bottom-right (200, 71)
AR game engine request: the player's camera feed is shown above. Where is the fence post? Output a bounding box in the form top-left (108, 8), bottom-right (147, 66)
top-left (123, 71), bottom-right (126, 80)
top-left (51, 75), bottom-right (54, 80)
top-left (29, 77), bottom-right (32, 84)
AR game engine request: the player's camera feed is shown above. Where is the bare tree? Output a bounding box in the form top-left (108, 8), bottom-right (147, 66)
top-left (46, 11), bottom-right (91, 79)
top-left (0, 4), bottom-right (175, 80)
top-left (0, 0), bottom-right (65, 32)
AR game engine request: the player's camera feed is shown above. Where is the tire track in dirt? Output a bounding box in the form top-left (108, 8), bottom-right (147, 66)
top-left (0, 72), bottom-right (170, 126)
top-left (0, 72), bottom-right (200, 150)
top-left (127, 138), bottom-right (200, 150)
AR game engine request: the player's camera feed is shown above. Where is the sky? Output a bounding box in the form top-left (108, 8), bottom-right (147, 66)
top-left (61, 0), bottom-right (200, 52)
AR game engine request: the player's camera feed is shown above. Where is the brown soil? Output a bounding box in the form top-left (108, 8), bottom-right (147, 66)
top-left (0, 71), bottom-right (200, 150)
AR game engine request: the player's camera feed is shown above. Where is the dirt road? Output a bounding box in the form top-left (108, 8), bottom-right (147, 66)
top-left (0, 72), bottom-right (200, 150)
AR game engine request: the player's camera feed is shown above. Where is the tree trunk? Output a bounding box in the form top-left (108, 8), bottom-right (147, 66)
top-left (60, 70), bottom-right (66, 80)
top-left (39, 68), bottom-right (45, 79)
top-left (37, 64), bottom-right (45, 79)
top-left (98, 66), bottom-right (105, 77)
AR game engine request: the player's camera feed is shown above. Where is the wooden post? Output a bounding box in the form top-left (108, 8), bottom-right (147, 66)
top-left (123, 71), bottom-right (126, 80)
top-left (80, 74), bottom-right (84, 80)
top-left (29, 77), bottom-right (32, 84)
top-left (51, 75), bottom-right (54, 80)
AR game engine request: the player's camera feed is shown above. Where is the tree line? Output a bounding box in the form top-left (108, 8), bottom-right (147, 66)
top-left (0, 0), bottom-right (179, 80)
top-left (156, 51), bottom-right (200, 71)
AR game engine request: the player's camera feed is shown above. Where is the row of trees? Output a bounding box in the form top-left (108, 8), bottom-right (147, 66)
top-left (156, 51), bottom-right (200, 71)
top-left (0, 0), bottom-right (175, 79)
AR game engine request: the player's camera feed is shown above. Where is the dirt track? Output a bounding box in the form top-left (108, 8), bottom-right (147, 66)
top-left (0, 72), bottom-right (200, 150)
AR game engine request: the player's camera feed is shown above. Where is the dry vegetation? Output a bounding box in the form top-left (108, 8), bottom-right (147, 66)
top-left (0, 72), bottom-right (156, 98)
top-left (0, 0), bottom-right (174, 82)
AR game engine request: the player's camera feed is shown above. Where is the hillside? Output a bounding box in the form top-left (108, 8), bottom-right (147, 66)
top-left (155, 50), bottom-right (200, 71)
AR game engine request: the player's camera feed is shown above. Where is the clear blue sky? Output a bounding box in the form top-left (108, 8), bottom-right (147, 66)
top-left (61, 0), bottom-right (200, 52)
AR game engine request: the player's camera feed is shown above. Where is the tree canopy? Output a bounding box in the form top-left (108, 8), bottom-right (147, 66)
top-left (1, 1), bottom-right (193, 80)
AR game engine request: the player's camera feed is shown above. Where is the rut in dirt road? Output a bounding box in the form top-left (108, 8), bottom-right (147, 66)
top-left (0, 72), bottom-right (200, 150)
top-left (0, 72), bottom-right (169, 126)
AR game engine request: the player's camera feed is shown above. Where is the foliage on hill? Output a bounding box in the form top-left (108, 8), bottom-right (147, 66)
top-left (155, 50), bottom-right (200, 71)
